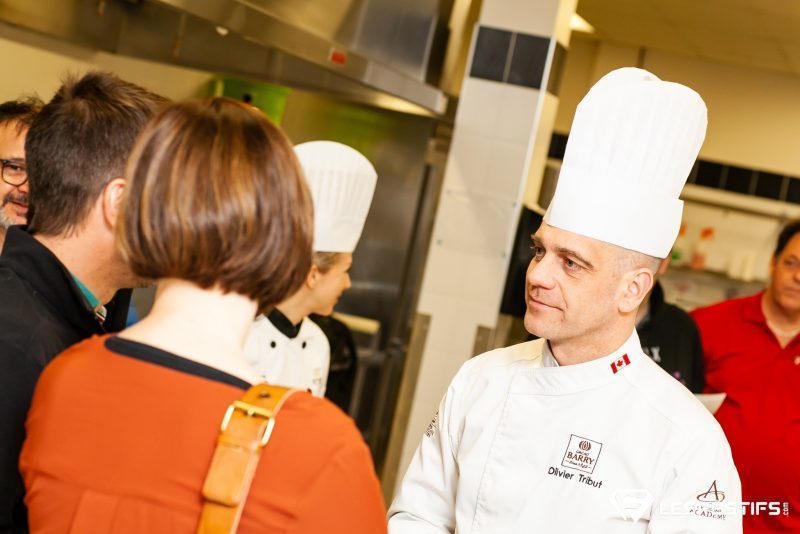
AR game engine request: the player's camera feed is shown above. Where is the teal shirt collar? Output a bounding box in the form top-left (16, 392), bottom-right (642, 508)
top-left (70, 273), bottom-right (107, 323)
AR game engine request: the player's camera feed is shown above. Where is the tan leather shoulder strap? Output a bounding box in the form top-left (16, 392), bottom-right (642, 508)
top-left (197, 383), bottom-right (299, 534)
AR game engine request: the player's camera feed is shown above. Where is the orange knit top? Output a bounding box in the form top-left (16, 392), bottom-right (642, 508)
top-left (20, 335), bottom-right (387, 533)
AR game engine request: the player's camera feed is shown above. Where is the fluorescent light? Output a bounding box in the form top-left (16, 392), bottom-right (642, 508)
top-left (570, 13), bottom-right (595, 34)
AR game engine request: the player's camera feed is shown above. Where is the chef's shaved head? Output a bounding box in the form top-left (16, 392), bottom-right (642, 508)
top-left (613, 246), bottom-right (662, 277)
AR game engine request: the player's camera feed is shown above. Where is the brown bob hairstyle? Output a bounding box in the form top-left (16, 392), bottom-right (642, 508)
top-left (117, 97), bottom-right (313, 311)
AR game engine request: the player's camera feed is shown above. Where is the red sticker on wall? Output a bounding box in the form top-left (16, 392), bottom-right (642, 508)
top-left (328, 48), bottom-right (347, 65)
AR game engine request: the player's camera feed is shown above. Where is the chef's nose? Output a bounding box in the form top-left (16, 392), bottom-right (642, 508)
top-left (526, 255), bottom-right (556, 289)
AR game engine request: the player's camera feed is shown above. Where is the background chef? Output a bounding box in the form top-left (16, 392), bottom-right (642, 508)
top-left (389, 68), bottom-right (742, 533)
top-left (244, 140), bottom-right (377, 397)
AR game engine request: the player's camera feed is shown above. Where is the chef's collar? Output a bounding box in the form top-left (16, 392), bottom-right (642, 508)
top-left (267, 308), bottom-right (303, 339)
top-left (514, 330), bottom-right (644, 395)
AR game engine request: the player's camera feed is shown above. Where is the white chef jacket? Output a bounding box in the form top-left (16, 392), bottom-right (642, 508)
top-left (244, 313), bottom-right (331, 397)
top-left (389, 330), bottom-right (742, 533)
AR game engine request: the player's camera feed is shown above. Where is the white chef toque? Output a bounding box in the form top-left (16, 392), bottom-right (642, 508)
top-left (543, 67), bottom-right (707, 258)
top-left (295, 141), bottom-right (378, 253)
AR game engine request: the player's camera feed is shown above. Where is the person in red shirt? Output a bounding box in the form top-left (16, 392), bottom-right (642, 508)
top-left (692, 219), bottom-right (800, 533)
top-left (19, 98), bottom-right (387, 533)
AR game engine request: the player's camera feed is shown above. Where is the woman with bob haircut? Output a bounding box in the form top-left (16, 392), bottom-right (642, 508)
top-left (20, 98), bottom-right (387, 533)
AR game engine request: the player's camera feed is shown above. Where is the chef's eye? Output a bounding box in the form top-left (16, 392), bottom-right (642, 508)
top-left (530, 244), bottom-right (545, 260)
top-left (563, 257), bottom-right (582, 272)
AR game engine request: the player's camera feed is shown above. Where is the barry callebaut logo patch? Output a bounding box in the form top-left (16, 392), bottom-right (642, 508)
top-left (561, 434), bottom-right (603, 474)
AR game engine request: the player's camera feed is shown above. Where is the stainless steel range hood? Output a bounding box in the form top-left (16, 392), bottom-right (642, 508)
top-left (0, 0), bottom-right (448, 116)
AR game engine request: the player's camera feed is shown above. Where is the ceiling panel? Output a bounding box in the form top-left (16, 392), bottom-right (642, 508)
top-left (756, 13), bottom-right (800, 45)
top-left (778, 43), bottom-right (800, 74)
top-left (577, 0), bottom-right (800, 77)
top-left (748, 0), bottom-right (800, 18)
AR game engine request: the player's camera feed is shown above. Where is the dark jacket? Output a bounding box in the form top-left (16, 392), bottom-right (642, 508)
top-left (637, 281), bottom-right (705, 393)
top-left (309, 313), bottom-right (358, 414)
top-left (0, 227), bottom-right (130, 533)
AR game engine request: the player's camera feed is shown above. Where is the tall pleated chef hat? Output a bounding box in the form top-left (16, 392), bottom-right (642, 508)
top-left (543, 67), bottom-right (707, 258)
top-left (295, 141), bottom-right (378, 253)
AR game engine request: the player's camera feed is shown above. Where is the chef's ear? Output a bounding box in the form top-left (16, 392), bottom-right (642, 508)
top-left (618, 267), bottom-right (654, 314)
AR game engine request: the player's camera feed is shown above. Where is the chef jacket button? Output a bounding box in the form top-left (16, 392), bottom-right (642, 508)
top-left (270, 341), bottom-right (276, 348)
top-left (302, 341), bottom-right (307, 349)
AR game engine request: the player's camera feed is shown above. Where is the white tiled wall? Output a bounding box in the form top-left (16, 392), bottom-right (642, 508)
top-left (524, 91), bottom-right (559, 208)
top-left (393, 0), bottom-right (576, 498)
top-left (432, 190), bottom-right (518, 256)
top-left (480, 0), bottom-right (560, 36)
top-left (457, 78), bottom-right (508, 135)
top-left (457, 78), bottom-right (543, 145)
top-left (447, 131), bottom-right (529, 197)
top-left (495, 85), bottom-right (544, 143)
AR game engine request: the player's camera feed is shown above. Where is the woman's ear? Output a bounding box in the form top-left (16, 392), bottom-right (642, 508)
top-left (306, 264), bottom-right (321, 290)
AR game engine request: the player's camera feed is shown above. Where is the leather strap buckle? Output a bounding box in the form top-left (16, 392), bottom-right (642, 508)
top-left (220, 401), bottom-right (276, 446)
top-left (197, 384), bottom-right (299, 533)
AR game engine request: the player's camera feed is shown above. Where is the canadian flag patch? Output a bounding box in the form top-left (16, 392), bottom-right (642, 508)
top-left (610, 354), bottom-right (631, 374)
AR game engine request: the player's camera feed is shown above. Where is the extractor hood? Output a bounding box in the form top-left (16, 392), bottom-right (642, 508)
top-left (0, 0), bottom-right (449, 116)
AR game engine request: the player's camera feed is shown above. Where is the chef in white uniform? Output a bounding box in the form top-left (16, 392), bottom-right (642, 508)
top-left (389, 68), bottom-right (742, 533)
top-left (245, 141), bottom-right (377, 397)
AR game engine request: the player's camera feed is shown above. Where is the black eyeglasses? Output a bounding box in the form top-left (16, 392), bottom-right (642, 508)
top-left (1, 159), bottom-right (26, 187)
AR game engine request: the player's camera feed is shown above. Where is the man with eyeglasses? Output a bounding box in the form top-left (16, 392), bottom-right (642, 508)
top-left (0, 97), bottom-right (42, 250)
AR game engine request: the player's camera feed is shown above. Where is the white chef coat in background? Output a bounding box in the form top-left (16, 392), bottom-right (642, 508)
top-left (389, 330), bottom-right (742, 533)
top-left (244, 313), bottom-right (331, 397)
